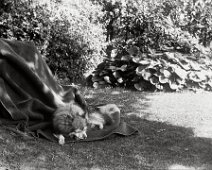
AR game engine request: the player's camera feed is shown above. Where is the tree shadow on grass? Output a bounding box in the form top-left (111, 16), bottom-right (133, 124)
top-left (127, 117), bottom-right (212, 169)
top-left (80, 88), bottom-right (212, 169)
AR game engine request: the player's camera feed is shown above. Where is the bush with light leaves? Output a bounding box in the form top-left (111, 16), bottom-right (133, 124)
top-left (0, 0), bottom-right (106, 84)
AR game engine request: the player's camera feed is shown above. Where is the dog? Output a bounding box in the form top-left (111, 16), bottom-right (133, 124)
top-left (53, 102), bottom-right (88, 145)
top-left (53, 101), bottom-right (120, 145)
top-left (52, 86), bottom-right (88, 145)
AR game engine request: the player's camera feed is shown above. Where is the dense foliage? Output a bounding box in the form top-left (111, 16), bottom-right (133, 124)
top-left (0, 0), bottom-right (106, 84)
top-left (0, 0), bottom-right (50, 52)
top-left (1, 0), bottom-right (212, 91)
top-left (45, 0), bottom-right (106, 83)
top-left (89, 0), bottom-right (212, 91)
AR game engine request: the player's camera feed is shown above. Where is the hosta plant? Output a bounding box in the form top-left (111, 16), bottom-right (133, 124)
top-left (89, 44), bottom-right (212, 92)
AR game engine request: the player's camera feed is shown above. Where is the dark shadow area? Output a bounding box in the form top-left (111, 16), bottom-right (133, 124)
top-left (126, 116), bottom-right (212, 169)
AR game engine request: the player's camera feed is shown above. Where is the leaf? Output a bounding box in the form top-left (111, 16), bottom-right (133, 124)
top-left (104, 76), bottom-right (111, 84)
top-left (170, 72), bottom-right (183, 84)
top-left (164, 52), bottom-right (180, 64)
top-left (199, 82), bottom-right (206, 89)
top-left (121, 55), bottom-right (131, 61)
top-left (206, 80), bottom-right (212, 88)
top-left (142, 70), bottom-right (152, 81)
top-left (132, 56), bottom-right (141, 63)
top-left (150, 76), bottom-right (159, 85)
top-left (164, 52), bottom-right (175, 60)
top-left (196, 71), bottom-right (207, 81)
top-left (159, 75), bottom-right (169, 84)
top-left (93, 82), bottom-right (99, 88)
top-left (117, 77), bottom-right (123, 83)
top-left (148, 47), bottom-right (156, 54)
top-left (108, 65), bottom-right (117, 71)
top-left (136, 65), bottom-right (148, 76)
top-left (138, 59), bottom-right (151, 65)
top-left (168, 80), bottom-right (180, 90)
top-left (127, 45), bottom-right (139, 56)
top-left (164, 16), bottom-right (174, 27)
top-left (119, 64), bottom-right (128, 71)
top-left (190, 62), bottom-right (201, 71)
top-left (178, 60), bottom-right (190, 71)
top-left (113, 71), bottom-right (121, 78)
top-left (172, 65), bottom-right (187, 80)
top-left (160, 68), bottom-right (171, 78)
top-left (188, 71), bottom-right (207, 83)
top-left (134, 83), bottom-right (144, 91)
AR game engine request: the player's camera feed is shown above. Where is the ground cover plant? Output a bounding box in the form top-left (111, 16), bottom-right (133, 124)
top-left (0, 88), bottom-right (212, 170)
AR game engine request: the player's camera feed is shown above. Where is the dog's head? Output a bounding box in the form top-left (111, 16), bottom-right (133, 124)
top-left (68, 102), bottom-right (88, 139)
top-left (54, 86), bottom-right (89, 138)
top-left (53, 102), bottom-right (88, 135)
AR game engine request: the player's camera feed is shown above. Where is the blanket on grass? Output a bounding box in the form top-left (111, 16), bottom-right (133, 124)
top-left (0, 38), bottom-right (138, 143)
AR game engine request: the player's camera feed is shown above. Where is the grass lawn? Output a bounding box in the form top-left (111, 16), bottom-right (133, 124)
top-left (0, 88), bottom-right (212, 170)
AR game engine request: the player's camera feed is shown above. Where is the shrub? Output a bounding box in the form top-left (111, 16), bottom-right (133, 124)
top-left (0, 0), bottom-right (106, 84)
top-left (44, 0), bottom-right (106, 84)
top-left (89, 0), bottom-right (212, 92)
top-left (91, 44), bottom-right (212, 92)
top-left (0, 0), bottom-right (51, 53)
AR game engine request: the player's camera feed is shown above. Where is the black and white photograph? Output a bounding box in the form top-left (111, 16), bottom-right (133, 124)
top-left (0, 0), bottom-right (212, 169)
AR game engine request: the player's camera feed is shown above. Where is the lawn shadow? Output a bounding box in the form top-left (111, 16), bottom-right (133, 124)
top-left (127, 116), bottom-right (212, 169)
top-left (81, 88), bottom-right (212, 169)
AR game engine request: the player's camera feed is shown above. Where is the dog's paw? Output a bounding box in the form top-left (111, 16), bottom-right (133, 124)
top-left (59, 136), bottom-right (65, 145)
top-left (75, 131), bottom-right (87, 139)
top-left (54, 134), bottom-right (65, 145)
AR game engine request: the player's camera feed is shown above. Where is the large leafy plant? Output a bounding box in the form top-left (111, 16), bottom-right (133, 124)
top-left (88, 0), bottom-right (212, 92)
top-left (90, 44), bottom-right (212, 91)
